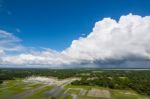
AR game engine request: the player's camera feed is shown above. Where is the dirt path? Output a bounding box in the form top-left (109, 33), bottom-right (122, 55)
top-left (71, 94), bottom-right (77, 99)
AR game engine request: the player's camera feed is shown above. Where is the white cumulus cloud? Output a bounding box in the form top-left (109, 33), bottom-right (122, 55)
top-left (65, 13), bottom-right (150, 62)
top-left (1, 13), bottom-right (150, 68)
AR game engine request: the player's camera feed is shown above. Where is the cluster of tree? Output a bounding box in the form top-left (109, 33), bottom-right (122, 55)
top-left (71, 70), bottom-right (150, 95)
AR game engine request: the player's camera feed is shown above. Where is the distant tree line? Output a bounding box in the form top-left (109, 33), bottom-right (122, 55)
top-left (0, 68), bottom-right (90, 83)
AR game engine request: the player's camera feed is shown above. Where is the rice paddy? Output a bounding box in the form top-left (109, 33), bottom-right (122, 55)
top-left (0, 77), bottom-right (150, 99)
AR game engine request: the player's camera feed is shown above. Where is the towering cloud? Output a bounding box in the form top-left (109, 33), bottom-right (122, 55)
top-left (65, 14), bottom-right (150, 64)
top-left (1, 14), bottom-right (150, 68)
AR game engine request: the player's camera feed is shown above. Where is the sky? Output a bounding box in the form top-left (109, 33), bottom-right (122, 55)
top-left (0, 0), bottom-right (150, 68)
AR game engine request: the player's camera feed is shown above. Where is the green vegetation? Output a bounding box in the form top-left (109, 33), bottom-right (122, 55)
top-left (112, 90), bottom-right (138, 99)
top-left (71, 70), bottom-right (150, 95)
top-left (27, 86), bottom-right (53, 99)
top-left (66, 85), bottom-right (150, 99)
top-left (1, 68), bottom-right (150, 99)
top-left (66, 89), bottom-right (80, 95)
top-left (0, 79), bottom-right (45, 99)
top-left (0, 68), bottom-right (84, 80)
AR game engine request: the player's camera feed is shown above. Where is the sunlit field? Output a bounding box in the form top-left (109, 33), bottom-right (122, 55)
top-left (1, 78), bottom-right (150, 99)
top-left (1, 69), bottom-right (150, 99)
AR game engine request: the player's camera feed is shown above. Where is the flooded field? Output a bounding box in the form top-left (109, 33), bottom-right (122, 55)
top-left (0, 77), bottom-right (150, 99)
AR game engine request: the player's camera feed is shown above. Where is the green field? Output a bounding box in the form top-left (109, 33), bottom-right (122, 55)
top-left (0, 79), bottom-right (150, 99)
top-left (65, 85), bottom-right (150, 99)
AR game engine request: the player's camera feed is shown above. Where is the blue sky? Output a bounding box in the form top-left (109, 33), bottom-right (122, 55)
top-left (0, 0), bottom-right (150, 68)
top-left (0, 0), bottom-right (150, 51)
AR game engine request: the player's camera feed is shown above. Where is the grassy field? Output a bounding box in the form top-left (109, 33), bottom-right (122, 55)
top-left (65, 85), bottom-right (150, 99)
top-left (27, 86), bottom-right (53, 99)
top-left (0, 79), bottom-right (49, 99)
top-left (0, 78), bottom-right (150, 99)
